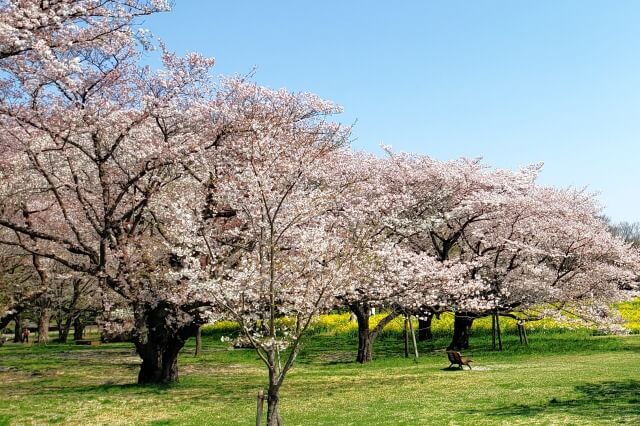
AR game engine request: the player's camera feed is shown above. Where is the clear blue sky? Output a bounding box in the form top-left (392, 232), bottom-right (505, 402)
top-left (145, 1), bottom-right (640, 222)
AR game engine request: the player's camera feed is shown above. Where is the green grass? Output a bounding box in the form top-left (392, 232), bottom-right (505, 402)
top-left (1, 313), bottom-right (640, 425)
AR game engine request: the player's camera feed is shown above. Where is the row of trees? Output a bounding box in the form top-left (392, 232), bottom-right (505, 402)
top-left (1, 2), bottom-right (638, 424)
top-left (0, 244), bottom-right (97, 344)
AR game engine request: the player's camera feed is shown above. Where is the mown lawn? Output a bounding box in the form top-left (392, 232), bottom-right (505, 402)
top-left (1, 314), bottom-right (640, 425)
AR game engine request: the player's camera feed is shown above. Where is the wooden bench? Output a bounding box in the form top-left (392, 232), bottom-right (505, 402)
top-left (447, 351), bottom-right (473, 369)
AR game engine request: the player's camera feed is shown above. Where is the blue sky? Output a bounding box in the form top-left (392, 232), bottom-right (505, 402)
top-left (145, 1), bottom-right (640, 222)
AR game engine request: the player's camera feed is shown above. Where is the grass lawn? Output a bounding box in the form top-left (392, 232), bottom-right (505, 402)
top-left (1, 316), bottom-right (639, 425)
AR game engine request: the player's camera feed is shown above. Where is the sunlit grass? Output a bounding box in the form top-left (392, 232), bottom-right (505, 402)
top-left (2, 301), bottom-right (640, 425)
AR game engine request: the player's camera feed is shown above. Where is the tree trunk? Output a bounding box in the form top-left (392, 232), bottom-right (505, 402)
top-left (136, 339), bottom-right (181, 384)
top-left (496, 313), bottom-right (503, 351)
top-left (418, 313), bottom-right (434, 341)
top-left (73, 317), bottom-right (85, 341)
top-left (57, 317), bottom-right (72, 343)
top-left (0, 290), bottom-right (45, 332)
top-left (491, 313), bottom-right (496, 349)
top-left (266, 384), bottom-right (283, 426)
top-left (13, 315), bottom-right (22, 343)
top-left (37, 308), bottom-right (50, 344)
top-left (350, 303), bottom-right (401, 363)
top-left (133, 303), bottom-right (197, 385)
top-left (194, 325), bottom-right (202, 357)
top-left (447, 312), bottom-right (474, 350)
top-left (351, 303), bottom-right (374, 363)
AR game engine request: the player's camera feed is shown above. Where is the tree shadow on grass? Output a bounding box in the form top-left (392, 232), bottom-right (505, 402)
top-left (441, 366), bottom-right (470, 371)
top-left (466, 380), bottom-right (640, 421)
top-left (34, 376), bottom-right (262, 401)
top-left (26, 381), bottom-right (175, 397)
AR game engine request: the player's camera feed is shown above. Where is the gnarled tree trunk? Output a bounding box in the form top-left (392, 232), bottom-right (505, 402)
top-left (73, 317), bottom-right (85, 341)
top-left (356, 308), bottom-right (373, 363)
top-left (57, 317), bottom-right (73, 343)
top-left (350, 302), bottom-right (401, 363)
top-left (133, 303), bottom-right (198, 385)
top-left (447, 312), bottom-right (474, 350)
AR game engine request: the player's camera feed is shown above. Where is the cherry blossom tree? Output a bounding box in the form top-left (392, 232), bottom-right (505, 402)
top-left (340, 238), bottom-right (471, 362)
top-left (1, 0), bottom-right (168, 62)
top-left (0, 0), bottom-right (226, 383)
top-left (455, 186), bottom-right (639, 345)
top-left (384, 148), bottom-right (638, 349)
top-left (170, 80), bottom-right (354, 425)
top-left (331, 152), bottom-right (473, 362)
top-left (379, 150), bottom-right (539, 349)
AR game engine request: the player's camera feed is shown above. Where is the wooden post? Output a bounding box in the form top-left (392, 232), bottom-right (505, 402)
top-left (521, 321), bottom-right (528, 345)
top-left (408, 315), bottom-right (419, 359)
top-left (403, 315), bottom-right (409, 358)
top-left (496, 313), bottom-right (503, 351)
top-left (517, 321), bottom-right (523, 345)
top-left (194, 325), bottom-right (202, 356)
top-left (256, 390), bottom-right (265, 426)
top-left (491, 314), bottom-right (496, 350)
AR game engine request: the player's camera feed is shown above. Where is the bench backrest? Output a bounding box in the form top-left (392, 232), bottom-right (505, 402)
top-left (447, 351), bottom-right (461, 363)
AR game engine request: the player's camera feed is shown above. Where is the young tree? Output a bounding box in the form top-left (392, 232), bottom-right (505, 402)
top-left (174, 80), bottom-right (353, 425)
